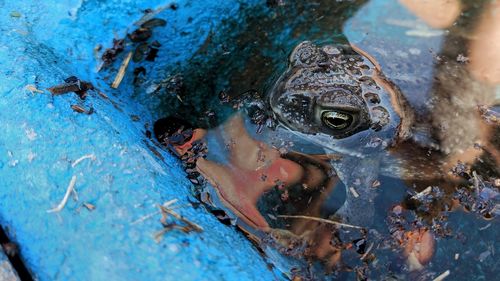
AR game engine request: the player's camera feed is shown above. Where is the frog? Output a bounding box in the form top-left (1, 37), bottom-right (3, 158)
top-left (265, 40), bottom-right (499, 225)
top-left (265, 41), bottom-right (411, 225)
top-left (162, 40), bottom-right (499, 275)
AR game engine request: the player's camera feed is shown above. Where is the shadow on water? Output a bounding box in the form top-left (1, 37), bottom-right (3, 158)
top-left (153, 0), bottom-right (500, 280)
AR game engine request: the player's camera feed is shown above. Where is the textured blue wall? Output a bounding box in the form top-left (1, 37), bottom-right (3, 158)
top-left (0, 0), bottom-right (278, 280)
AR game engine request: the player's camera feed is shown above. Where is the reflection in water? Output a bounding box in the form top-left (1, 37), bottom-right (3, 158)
top-left (153, 0), bottom-right (500, 279)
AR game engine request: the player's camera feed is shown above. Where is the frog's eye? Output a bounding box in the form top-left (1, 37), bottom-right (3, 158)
top-left (322, 111), bottom-right (353, 130)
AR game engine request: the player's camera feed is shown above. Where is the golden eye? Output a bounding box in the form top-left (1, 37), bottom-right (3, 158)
top-left (322, 111), bottom-right (353, 130)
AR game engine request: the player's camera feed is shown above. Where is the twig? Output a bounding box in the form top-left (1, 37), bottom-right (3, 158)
top-left (432, 270), bottom-right (450, 281)
top-left (153, 202), bottom-right (203, 242)
top-left (72, 154), bottom-right (96, 168)
top-left (47, 175), bottom-right (77, 213)
top-left (479, 223), bottom-right (491, 231)
top-left (472, 171), bottom-right (480, 189)
top-left (130, 199), bottom-right (179, 225)
top-left (412, 186), bottom-right (432, 199)
top-left (349, 187), bottom-right (360, 198)
top-left (277, 215), bottom-right (363, 229)
top-left (25, 84), bottom-right (44, 94)
top-left (83, 202), bottom-right (96, 211)
top-left (134, 5), bottom-right (170, 26)
top-left (159, 205), bottom-right (203, 232)
top-left (360, 242), bottom-right (374, 260)
top-left (111, 51), bottom-right (132, 89)
top-left (154, 224), bottom-right (193, 242)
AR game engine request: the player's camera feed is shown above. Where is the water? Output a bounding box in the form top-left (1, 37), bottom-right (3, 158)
top-left (153, 0), bottom-right (500, 280)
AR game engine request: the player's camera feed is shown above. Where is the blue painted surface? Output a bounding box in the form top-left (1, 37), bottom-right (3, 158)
top-left (0, 1), bottom-right (279, 280)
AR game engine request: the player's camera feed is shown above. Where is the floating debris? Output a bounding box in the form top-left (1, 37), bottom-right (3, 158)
top-left (101, 38), bottom-right (125, 66)
top-left (111, 51), bottom-right (133, 89)
top-left (128, 27), bottom-right (152, 42)
top-left (456, 54), bottom-right (469, 63)
top-left (145, 46), bottom-right (159, 61)
top-left (48, 76), bottom-right (94, 99)
top-left (134, 5), bottom-right (171, 26)
top-left (131, 199), bottom-right (178, 225)
top-left (411, 186), bottom-right (432, 200)
top-left (454, 170), bottom-right (499, 220)
top-left (25, 84), bottom-right (44, 94)
top-left (71, 104), bottom-right (93, 114)
top-left (47, 175), bottom-right (77, 213)
top-left (133, 42), bottom-right (149, 62)
top-left (133, 67), bottom-right (147, 84)
top-left (71, 154), bottom-right (96, 168)
top-left (349, 187), bottom-right (360, 198)
top-left (83, 202), bottom-right (96, 211)
top-left (277, 215), bottom-right (363, 229)
top-left (140, 18), bottom-right (167, 29)
top-left (478, 105), bottom-right (500, 125)
top-left (154, 202), bottom-right (203, 242)
top-left (10, 11), bottom-right (21, 18)
top-left (432, 270), bottom-right (450, 281)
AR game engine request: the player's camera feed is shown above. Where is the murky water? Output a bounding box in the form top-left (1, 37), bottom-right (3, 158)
top-left (154, 0), bottom-right (499, 280)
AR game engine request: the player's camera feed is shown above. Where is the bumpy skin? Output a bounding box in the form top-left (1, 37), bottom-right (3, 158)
top-left (269, 41), bottom-right (407, 144)
top-left (267, 41), bottom-right (417, 225)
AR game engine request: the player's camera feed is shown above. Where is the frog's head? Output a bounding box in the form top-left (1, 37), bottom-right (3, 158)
top-left (268, 41), bottom-right (413, 153)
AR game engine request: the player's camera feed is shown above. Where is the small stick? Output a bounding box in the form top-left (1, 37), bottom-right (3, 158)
top-left (277, 215), bottom-right (363, 229)
top-left (131, 199), bottom-right (179, 225)
top-left (83, 202), bottom-right (96, 211)
top-left (159, 205), bottom-right (203, 232)
top-left (111, 51), bottom-right (133, 89)
top-left (479, 223), bottom-right (491, 231)
top-left (432, 270), bottom-right (450, 281)
top-left (154, 224), bottom-right (192, 242)
top-left (72, 154), bottom-right (96, 168)
top-left (134, 5), bottom-right (169, 26)
top-left (25, 84), bottom-right (44, 94)
top-left (47, 175), bottom-right (77, 213)
top-left (360, 242), bottom-right (374, 260)
top-left (412, 186), bottom-right (432, 199)
top-left (349, 187), bottom-right (360, 198)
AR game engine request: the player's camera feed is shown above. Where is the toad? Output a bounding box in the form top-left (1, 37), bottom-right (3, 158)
top-left (163, 41), bottom-right (499, 274)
